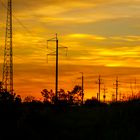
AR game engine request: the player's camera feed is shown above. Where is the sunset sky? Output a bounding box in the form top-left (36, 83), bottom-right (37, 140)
top-left (0, 0), bottom-right (140, 101)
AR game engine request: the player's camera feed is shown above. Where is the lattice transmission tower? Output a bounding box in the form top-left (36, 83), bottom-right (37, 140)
top-left (2, 0), bottom-right (13, 94)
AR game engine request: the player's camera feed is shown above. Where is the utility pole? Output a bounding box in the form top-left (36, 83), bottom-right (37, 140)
top-left (97, 93), bottom-right (99, 100)
top-left (130, 81), bottom-right (134, 98)
top-left (81, 72), bottom-right (84, 105)
top-left (98, 75), bottom-right (101, 102)
top-left (96, 75), bottom-right (103, 102)
top-left (0, 82), bottom-right (3, 92)
top-left (56, 34), bottom-right (58, 102)
top-left (47, 34), bottom-right (68, 103)
top-left (112, 93), bottom-right (115, 102)
top-left (114, 76), bottom-right (119, 102)
top-left (119, 92), bottom-right (122, 101)
top-left (134, 78), bottom-right (137, 94)
top-left (2, 0), bottom-right (13, 94)
top-left (102, 85), bottom-right (107, 103)
top-left (47, 34), bottom-right (58, 102)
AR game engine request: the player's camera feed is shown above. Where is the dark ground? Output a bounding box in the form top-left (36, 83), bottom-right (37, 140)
top-left (0, 100), bottom-right (140, 140)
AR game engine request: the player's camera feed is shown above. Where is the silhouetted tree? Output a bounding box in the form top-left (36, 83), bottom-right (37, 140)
top-left (58, 89), bottom-right (68, 101)
top-left (0, 82), bottom-right (3, 93)
top-left (41, 89), bottom-right (55, 103)
top-left (0, 90), bottom-right (16, 104)
top-left (41, 86), bottom-right (83, 105)
top-left (68, 85), bottom-right (82, 105)
top-left (24, 95), bottom-right (36, 103)
top-left (15, 95), bottom-right (22, 104)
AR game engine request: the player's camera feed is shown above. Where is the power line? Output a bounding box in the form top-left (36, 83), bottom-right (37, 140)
top-left (0, 0), bottom-right (35, 36)
top-left (0, 0), bottom-right (49, 59)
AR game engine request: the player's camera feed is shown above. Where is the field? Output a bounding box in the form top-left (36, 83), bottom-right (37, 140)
top-left (0, 99), bottom-right (140, 140)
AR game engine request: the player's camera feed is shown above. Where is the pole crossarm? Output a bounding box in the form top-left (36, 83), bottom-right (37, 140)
top-left (58, 44), bottom-right (68, 56)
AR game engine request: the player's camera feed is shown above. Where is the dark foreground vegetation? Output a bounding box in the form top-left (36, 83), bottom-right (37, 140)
top-left (0, 89), bottom-right (140, 140)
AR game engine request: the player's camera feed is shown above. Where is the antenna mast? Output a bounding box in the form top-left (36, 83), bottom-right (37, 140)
top-left (2, 0), bottom-right (13, 94)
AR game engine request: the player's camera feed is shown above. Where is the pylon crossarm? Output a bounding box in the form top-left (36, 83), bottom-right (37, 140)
top-left (47, 38), bottom-right (57, 42)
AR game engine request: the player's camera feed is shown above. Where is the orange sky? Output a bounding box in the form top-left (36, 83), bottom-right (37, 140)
top-left (0, 0), bottom-right (140, 101)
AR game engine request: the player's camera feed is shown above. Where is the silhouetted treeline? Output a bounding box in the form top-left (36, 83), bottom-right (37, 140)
top-left (0, 87), bottom-right (140, 140)
top-left (41, 85), bottom-right (83, 106)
